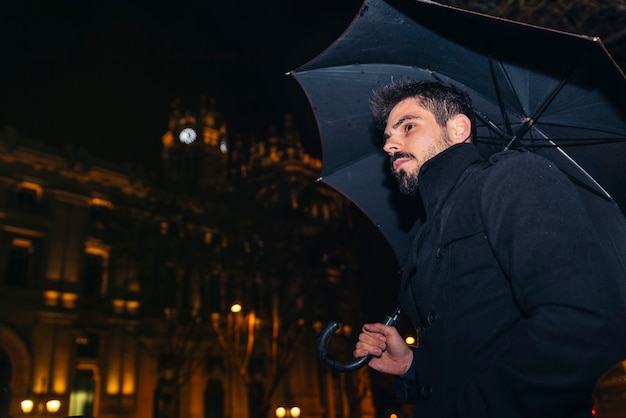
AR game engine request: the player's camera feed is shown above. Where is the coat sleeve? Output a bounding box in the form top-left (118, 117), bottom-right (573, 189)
top-left (458, 151), bottom-right (626, 417)
top-left (394, 347), bottom-right (418, 404)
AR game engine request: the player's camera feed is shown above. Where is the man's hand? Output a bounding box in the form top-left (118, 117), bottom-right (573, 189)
top-left (354, 322), bottom-right (414, 376)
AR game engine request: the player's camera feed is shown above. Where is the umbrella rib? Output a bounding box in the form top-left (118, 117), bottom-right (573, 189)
top-left (478, 136), bottom-right (625, 148)
top-left (533, 127), bottom-right (614, 201)
top-left (488, 56), bottom-right (515, 138)
top-left (474, 109), bottom-right (511, 144)
top-left (509, 75), bottom-right (570, 150)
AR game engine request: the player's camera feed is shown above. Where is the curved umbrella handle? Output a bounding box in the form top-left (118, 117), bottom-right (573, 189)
top-left (317, 321), bottom-right (372, 372)
top-left (317, 306), bottom-right (401, 373)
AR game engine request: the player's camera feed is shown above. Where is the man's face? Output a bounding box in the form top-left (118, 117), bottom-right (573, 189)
top-left (382, 98), bottom-right (456, 196)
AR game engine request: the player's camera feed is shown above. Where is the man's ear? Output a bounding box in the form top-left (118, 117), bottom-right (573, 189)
top-left (447, 114), bottom-right (472, 144)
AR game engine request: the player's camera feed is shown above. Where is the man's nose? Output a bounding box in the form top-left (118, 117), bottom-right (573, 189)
top-left (383, 136), bottom-right (401, 155)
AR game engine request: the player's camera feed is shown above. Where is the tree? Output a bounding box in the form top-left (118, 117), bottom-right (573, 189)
top-left (440, 0), bottom-right (626, 69)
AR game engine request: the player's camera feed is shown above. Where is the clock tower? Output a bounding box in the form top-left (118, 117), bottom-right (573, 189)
top-left (161, 96), bottom-right (230, 191)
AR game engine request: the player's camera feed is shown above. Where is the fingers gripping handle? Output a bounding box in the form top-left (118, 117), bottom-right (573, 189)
top-left (317, 307), bottom-right (401, 373)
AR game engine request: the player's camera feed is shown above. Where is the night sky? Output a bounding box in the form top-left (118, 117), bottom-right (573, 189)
top-left (0, 0), bottom-right (364, 166)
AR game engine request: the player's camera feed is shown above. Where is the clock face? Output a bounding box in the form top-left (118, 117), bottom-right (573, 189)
top-left (179, 127), bottom-right (197, 144)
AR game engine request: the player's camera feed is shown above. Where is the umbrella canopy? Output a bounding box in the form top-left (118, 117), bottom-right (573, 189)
top-left (290, 0), bottom-right (626, 267)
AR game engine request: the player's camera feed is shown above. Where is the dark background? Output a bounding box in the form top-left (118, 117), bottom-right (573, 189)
top-left (0, 0), bottom-right (403, 318)
top-left (0, 0), bottom-right (364, 165)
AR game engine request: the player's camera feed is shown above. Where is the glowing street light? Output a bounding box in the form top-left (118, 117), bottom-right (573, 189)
top-left (20, 400), bottom-right (34, 414)
top-left (20, 396), bottom-right (62, 415)
top-left (275, 406), bottom-right (301, 417)
top-left (45, 400), bottom-right (61, 414)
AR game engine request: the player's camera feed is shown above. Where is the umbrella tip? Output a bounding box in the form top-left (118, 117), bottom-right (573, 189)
top-left (315, 177), bottom-right (323, 182)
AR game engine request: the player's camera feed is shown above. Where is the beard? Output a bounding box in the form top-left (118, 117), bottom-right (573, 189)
top-left (390, 131), bottom-right (454, 196)
top-left (391, 155), bottom-right (421, 196)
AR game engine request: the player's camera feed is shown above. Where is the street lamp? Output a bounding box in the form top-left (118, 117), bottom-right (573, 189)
top-left (46, 400), bottom-right (61, 414)
top-left (275, 406), bottom-right (301, 417)
top-left (20, 397), bottom-right (62, 415)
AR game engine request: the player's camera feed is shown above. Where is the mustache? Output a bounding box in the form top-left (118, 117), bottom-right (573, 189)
top-left (390, 152), bottom-right (415, 164)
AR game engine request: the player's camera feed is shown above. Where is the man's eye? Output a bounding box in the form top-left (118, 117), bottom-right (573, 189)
top-left (405, 123), bottom-right (415, 132)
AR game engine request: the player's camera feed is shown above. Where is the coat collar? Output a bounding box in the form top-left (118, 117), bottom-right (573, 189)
top-left (417, 143), bottom-right (485, 220)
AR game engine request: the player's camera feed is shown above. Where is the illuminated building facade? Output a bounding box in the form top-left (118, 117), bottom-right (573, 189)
top-left (0, 98), bottom-right (382, 418)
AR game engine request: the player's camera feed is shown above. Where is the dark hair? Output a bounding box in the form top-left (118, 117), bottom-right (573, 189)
top-left (370, 79), bottom-right (476, 140)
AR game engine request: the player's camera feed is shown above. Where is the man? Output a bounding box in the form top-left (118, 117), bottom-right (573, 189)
top-left (353, 80), bottom-right (626, 417)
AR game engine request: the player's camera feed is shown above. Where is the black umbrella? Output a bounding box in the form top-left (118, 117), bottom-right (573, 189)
top-left (290, 0), bottom-right (626, 371)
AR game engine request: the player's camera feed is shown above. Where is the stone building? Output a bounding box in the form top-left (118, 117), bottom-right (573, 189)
top-left (0, 98), bottom-right (384, 418)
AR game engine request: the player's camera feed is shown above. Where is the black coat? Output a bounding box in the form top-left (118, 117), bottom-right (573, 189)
top-left (396, 144), bottom-right (626, 417)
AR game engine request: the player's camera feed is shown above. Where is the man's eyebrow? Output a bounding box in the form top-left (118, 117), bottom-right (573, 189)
top-left (383, 115), bottom-right (419, 140)
top-left (392, 115), bottom-right (419, 130)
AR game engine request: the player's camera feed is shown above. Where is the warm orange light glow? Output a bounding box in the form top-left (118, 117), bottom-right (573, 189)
top-left (52, 367), bottom-right (68, 394)
top-left (162, 132), bottom-right (174, 149)
top-left (107, 352), bottom-right (120, 394)
top-left (405, 335), bottom-right (416, 345)
top-left (126, 300), bottom-right (140, 314)
top-left (62, 292), bottom-right (78, 308)
top-left (158, 221), bottom-right (168, 235)
top-left (122, 376), bottom-right (135, 395)
top-left (89, 197), bottom-right (113, 208)
top-left (106, 378), bottom-right (120, 394)
top-left (11, 237), bottom-right (33, 248)
top-left (230, 303), bottom-right (242, 313)
top-left (18, 181), bottom-right (43, 199)
top-left (275, 406), bottom-right (300, 417)
top-left (85, 246), bottom-right (109, 257)
top-left (122, 349), bottom-right (136, 395)
top-left (313, 321), bottom-right (323, 333)
top-left (20, 399), bottom-right (34, 413)
top-left (128, 281), bottom-right (141, 292)
top-left (112, 299), bottom-right (125, 314)
top-left (43, 290), bottom-right (60, 307)
top-left (46, 399), bottom-right (61, 413)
